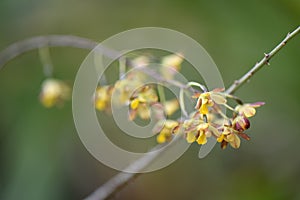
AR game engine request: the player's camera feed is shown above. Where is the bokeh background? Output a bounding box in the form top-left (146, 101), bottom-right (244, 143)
top-left (0, 0), bottom-right (299, 199)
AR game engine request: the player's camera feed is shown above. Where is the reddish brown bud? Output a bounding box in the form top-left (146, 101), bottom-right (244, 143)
top-left (234, 116), bottom-right (250, 131)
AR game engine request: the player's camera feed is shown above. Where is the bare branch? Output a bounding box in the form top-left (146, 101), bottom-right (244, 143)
top-left (225, 26), bottom-right (300, 94)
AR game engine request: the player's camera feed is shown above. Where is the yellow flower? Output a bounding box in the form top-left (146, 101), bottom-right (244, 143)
top-left (39, 78), bottom-right (70, 108)
top-left (160, 53), bottom-right (184, 79)
top-left (129, 86), bottom-right (158, 120)
top-left (155, 120), bottom-right (179, 143)
top-left (94, 86), bottom-right (113, 111)
top-left (193, 89), bottom-right (227, 115)
top-left (114, 78), bottom-right (143, 105)
top-left (217, 126), bottom-right (241, 149)
top-left (235, 102), bottom-right (265, 118)
top-left (195, 92), bottom-right (214, 115)
top-left (183, 122), bottom-right (220, 145)
top-left (163, 99), bottom-right (179, 116)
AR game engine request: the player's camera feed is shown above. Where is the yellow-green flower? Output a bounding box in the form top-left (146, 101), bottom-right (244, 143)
top-left (39, 78), bottom-right (70, 108)
top-left (184, 121), bottom-right (220, 145)
top-left (94, 86), bottom-right (113, 111)
top-left (194, 92), bottom-right (214, 115)
top-left (193, 89), bottom-right (228, 115)
top-left (114, 78), bottom-right (143, 105)
top-left (129, 86), bottom-right (158, 120)
top-left (155, 120), bottom-right (179, 143)
top-left (163, 99), bottom-right (179, 116)
top-left (217, 126), bottom-right (241, 149)
top-left (235, 102), bottom-right (265, 118)
top-left (160, 53), bottom-right (184, 79)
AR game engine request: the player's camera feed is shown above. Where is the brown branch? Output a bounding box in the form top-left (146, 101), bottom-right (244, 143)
top-left (225, 26), bottom-right (300, 94)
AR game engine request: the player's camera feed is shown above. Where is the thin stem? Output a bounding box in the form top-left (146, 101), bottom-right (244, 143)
top-left (225, 26), bottom-right (300, 94)
top-left (187, 81), bottom-right (207, 92)
top-left (119, 56), bottom-right (126, 79)
top-left (38, 47), bottom-right (53, 77)
top-left (157, 84), bottom-right (166, 104)
top-left (179, 88), bottom-right (188, 117)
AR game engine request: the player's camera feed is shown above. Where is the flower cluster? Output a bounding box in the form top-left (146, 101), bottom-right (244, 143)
top-left (151, 89), bottom-right (264, 149)
top-left (39, 53), bottom-right (265, 150)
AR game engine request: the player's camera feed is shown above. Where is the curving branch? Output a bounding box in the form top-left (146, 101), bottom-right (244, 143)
top-left (0, 35), bottom-right (119, 70)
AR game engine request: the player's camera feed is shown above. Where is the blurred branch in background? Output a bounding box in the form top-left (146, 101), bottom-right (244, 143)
top-left (0, 26), bottom-right (299, 200)
top-left (0, 35), bottom-right (118, 69)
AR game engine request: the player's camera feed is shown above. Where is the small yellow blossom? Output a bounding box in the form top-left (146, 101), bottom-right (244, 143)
top-left (183, 121), bottom-right (220, 145)
top-left (94, 86), bottom-right (113, 111)
top-left (114, 78), bottom-right (143, 105)
top-left (195, 92), bottom-right (214, 115)
top-left (235, 102), bottom-right (265, 118)
top-left (39, 78), bottom-right (70, 108)
top-left (160, 53), bottom-right (184, 79)
top-left (217, 126), bottom-right (241, 149)
top-left (163, 99), bottom-right (179, 116)
top-left (129, 86), bottom-right (158, 120)
top-left (155, 120), bottom-right (179, 143)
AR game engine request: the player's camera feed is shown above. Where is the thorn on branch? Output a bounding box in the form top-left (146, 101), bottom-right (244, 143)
top-left (264, 53), bottom-right (270, 58)
top-left (264, 53), bottom-right (270, 65)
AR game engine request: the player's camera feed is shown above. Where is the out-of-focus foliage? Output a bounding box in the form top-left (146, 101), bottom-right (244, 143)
top-left (0, 0), bottom-right (299, 199)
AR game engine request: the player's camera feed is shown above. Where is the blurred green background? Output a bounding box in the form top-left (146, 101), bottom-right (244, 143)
top-left (0, 0), bottom-right (299, 199)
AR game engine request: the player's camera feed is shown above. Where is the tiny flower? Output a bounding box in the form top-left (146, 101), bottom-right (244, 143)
top-left (129, 86), bottom-right (158, 120)
top-left (196, 123), bottom-right (210, 144)
top-left (217, 126), bottom-right (241, 149)
top-left (94, 85), bottom-right (113, 111)
top-left (160, 53), bottom-right (184, 79)
top-left (194, 92), bottom-right (214, 115)
top-left (132, 55), bottom-right (150, 68)
top-left (184, 121), bottom-right (220, 145)
top-left (39, 78), bottom-right (70, 108)
top-left (233, 115), bottom-right (250, 132)
top-left (193, 88), bottom-right (227, 115)
top-left (235, 102), bottom-right (265, 118)
top-left (114, 78), bottom-right (143, 105)
top-left (163, 99), bottom-right (179, 116)
top-left (154, 120), bottom-right (179, 143)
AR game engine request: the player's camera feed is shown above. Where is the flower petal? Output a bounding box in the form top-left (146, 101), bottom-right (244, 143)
top-left (211, 93), bottom-right (227, 104)
top-left (243, 107), bottom-right (256, 118)
top-left (196, 131), bottom-right (207, 145)
top-left (186, 131), bottom-right (196, 143)
top-left (130, 98), bottom-right (139, 110)
top-left (200, 104), bottom-right (209, 115)
top-left (229, 134), bottom-right (241, 149)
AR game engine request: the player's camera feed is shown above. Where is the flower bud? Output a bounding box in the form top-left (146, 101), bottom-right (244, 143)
top-left (233, 116), bottom-right (250, 131)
